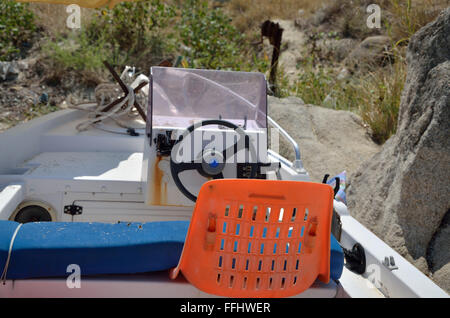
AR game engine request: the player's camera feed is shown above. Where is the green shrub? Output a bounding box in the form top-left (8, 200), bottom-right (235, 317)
top-left (88, 0), bottom-right (176, 55)
top-left (44, 0), bottom-right (175, 74)
top-left (0, 0), bottom-right (37, 61)
top-left (43, 31), bottom-right (126, 75)
top-left (293, 61), bottom-right (337, 106)
top-left (177, 0), bottom-right (271, 72)
top-left (178, 0), bottom-right (250, 70)
top-left (44, 0), bottom-right (270, 76)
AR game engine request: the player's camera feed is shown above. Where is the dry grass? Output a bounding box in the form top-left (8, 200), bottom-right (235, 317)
top-left (356, 58), bottom-right (407, 143)
top-left (225, 0), bottom-right (330, 33)
top-left (28, 3), bottom-right (95, 36)
top-left (307, 0), bottom-right (448, 42)
top-left (387, 0), bottom-right (448, 44)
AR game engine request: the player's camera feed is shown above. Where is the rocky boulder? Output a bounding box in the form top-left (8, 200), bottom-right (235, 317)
top-left (344, 35), bottom-right (393, 71)
top-left (347, 8), bottom-right (450, 292)
top-left (317, 38), bottom-right (359, 62)
top-left (268, 96), bottom-right (380, 182)
top-left (0, 61), bottom-right (20, 82)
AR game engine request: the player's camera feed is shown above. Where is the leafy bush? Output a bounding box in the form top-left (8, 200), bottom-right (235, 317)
top-left (44, 0), bottom-right (175, 74)
top-left (0, 0), bottom-right (37, 61)
top-left (43, 31), bottom-right (126, 77)
top-left (178, 0), bottom-right (246, 70)
top-left (45, 0), bottom-right (269, 75)
top-left (88, 0), bottom-right (175, 55)
top-left (293, 62), bottom-right (337, 105)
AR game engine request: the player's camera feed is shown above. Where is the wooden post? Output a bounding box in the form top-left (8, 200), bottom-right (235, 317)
top-left (261, 20), bottom-right (284, 95)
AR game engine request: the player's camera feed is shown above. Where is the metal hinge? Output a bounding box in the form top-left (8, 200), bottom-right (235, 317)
top-left (64, 204), bottom-right (83, 216)
top-left (382, 256), bottom-right (398, 271)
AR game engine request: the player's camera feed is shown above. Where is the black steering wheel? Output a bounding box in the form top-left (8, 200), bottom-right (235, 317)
top-left (170, 119), bottom-right (256, 202)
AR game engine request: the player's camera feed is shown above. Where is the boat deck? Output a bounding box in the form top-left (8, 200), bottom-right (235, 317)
top-left (20, 151), bottom-right (143, 182)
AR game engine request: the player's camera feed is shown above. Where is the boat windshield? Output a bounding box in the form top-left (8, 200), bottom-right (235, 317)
top-left (149, 67), bottom-right (267, 131)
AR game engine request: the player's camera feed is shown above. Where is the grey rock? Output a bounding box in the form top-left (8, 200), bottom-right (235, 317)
top-left (16, 60), bottom-right (29, 71)
top-left (334, 38), bottom-right (359, 62)
top-left (347, 8), bottom-right (450, 292)
top-left (428, 211), bottom-right (450, 273)
top-left (268, 96), bottom-right (380, 182)
top-left (0, 61), bottom-right (20, 82)
top-left (432, 263), bottom-right (450, 294)
top-left (344, 35), bottom-right (393, 71)
top-left (317, 38), bottom-right (359, 62)
top-left (310, 8), bottom-right (328, 27)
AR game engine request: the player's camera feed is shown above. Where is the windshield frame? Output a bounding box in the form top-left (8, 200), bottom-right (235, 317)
top-left (147, 67), bottom-right (268, 142)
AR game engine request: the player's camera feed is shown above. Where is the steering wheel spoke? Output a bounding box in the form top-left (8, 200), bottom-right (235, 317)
top-left (222, 142), bottom-right (238, 161)
top-left (173, 161), bottom-right (203, 173)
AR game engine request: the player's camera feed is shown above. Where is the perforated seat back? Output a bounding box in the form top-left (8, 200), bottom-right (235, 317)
top-left (170, 179), bottom-right (334, 298)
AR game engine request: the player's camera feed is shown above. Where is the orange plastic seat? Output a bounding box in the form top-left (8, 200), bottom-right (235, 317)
top-left (170, 179), bottom-right (334, 298)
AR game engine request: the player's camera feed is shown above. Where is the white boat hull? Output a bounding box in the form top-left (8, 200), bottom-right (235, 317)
top-left (0, 110), bottom-right (447, 298)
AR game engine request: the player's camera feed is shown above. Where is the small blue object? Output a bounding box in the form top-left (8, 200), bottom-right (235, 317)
top-left (327, 171), bottom-right (347, 205)
top-left (209, 159), bottom-right (219, 168)
top-left (0, 220), bottom-right (344, 281)
top-left (39, 93), bottom-right (49, 104)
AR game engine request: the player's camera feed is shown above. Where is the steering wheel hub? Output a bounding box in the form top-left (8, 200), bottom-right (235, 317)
top-left (201, 148), bottom-right (225, 176)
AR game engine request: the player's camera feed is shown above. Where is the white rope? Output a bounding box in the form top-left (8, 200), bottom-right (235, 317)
top-left (68, 68), bottom-right (148, 133)
top-left (74, 84), bottom-right (136, 131)
top-left (1, 223), bottom-right (23, 284)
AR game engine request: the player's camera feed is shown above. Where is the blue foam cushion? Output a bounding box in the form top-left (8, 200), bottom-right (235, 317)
top-left (0, 220), bottom-right (188, 279)
top-left (0, 220), bottom-right (344, 281)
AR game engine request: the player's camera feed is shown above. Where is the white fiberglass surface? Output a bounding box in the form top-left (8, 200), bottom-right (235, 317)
top-left (20, 152), bottom-right (143, 181)
top-left (150, 67), bottom-right (267, 130)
